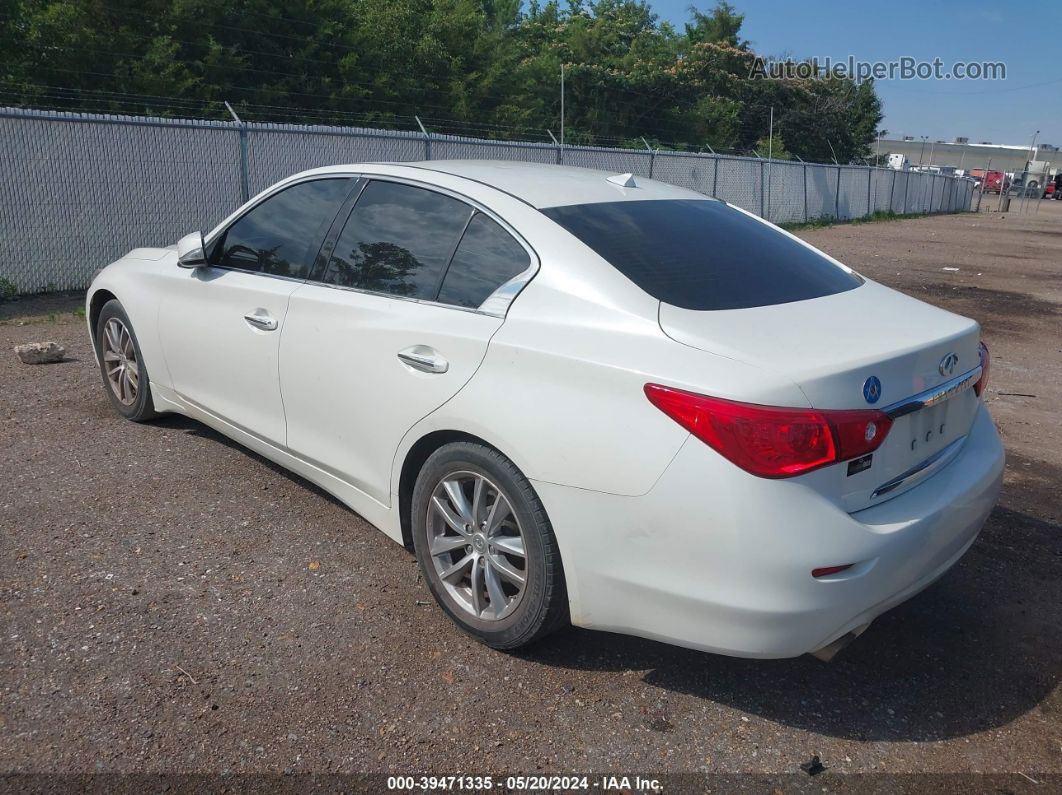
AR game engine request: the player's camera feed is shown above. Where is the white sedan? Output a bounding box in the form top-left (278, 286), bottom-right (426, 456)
top-left (86, 161), bottom-right (1004, 659)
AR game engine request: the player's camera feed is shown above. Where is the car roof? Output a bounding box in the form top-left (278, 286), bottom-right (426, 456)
top-left (300, 160), bottom-right (711, 209)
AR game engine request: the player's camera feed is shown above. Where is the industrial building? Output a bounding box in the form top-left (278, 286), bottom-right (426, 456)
top-left (875, 136), bottom-right (1057, 174)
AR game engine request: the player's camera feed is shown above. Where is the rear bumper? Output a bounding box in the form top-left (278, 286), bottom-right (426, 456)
top-left (535, 403), bottom-right (1004, 658)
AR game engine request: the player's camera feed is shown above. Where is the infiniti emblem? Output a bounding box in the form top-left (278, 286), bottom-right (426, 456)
top-left (939, 352), bottom-right (959, 376)
top-left (863, 376), bottom-right (882, 404)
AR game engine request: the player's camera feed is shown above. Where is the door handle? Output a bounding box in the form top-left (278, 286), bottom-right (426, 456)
top-left (244, 312), bottom-right (278, 331)
top-left (398, 346), bottom-right (449, 374)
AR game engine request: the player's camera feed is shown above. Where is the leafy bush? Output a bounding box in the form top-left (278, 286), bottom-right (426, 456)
top-left (0, 277), bottom-right (17, 301)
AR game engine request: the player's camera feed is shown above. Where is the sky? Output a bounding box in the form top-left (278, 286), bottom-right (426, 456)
top-left (651, 0), bottom-right (1062, 147)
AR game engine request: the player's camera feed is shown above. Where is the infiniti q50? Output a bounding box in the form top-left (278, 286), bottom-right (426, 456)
top-left (86, 161), bottom-right (1004, 659)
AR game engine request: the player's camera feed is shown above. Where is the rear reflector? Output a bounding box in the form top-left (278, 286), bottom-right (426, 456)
top-left (974, 341), bottom-right (990, 397)
top-left (644, 384), bottom-right (892, 478)
top-left (812, 564), bottom-right (854, 578)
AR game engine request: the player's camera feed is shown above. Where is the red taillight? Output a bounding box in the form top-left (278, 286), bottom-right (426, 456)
top-left (812, 564), bottom-right (854, 578)
top-left (974, 341), bottom-right (990, 397)
top-left (644, 384), bottom-right (893, 478)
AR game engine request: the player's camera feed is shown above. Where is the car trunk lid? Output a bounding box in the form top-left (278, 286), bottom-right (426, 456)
top-left (659, 280), bottom-right (983, 510)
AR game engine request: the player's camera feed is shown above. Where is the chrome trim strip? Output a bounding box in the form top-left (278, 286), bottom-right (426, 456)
top-left (305, 280), bottom-right (506, 318)
top-left (202, 266), bottom-right (308, 285)
top-left (882, 365), bottom-right (982, 419)
top-left (871, 434), bottom-right (967, 499)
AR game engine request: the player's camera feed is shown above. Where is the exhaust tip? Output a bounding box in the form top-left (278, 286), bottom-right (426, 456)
top-left (809, 623), bottom-right (872, 662)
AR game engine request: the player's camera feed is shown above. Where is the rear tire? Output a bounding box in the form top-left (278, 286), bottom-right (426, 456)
top-left (95, 299), bottom-right (158, 422)
top-left (411, 442), bottom-right (568, 649)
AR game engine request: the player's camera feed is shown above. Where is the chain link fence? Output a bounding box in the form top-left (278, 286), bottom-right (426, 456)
top-left (0, 107), bottom-right (976, 295)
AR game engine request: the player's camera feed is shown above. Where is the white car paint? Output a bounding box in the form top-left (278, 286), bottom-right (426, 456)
top-left (87, 161), bottom-right (1004, 658)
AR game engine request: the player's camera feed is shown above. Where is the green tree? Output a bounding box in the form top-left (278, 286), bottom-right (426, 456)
top-left (0, 1), bottom-right (883, 162)
top-left (685, 1), bottom-right (745, 47)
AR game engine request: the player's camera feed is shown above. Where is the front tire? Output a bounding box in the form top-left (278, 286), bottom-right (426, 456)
top-left (411, 442), bottom-right (568, 649)
top-left (95, 299), bottom-right (158, 422)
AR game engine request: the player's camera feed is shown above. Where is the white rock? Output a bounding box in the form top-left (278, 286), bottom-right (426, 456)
top-left (14, 341), bottom-right (66, 364)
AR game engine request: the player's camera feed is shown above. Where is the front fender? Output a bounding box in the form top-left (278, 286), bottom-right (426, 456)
top-left (86, 247), bottom-right (178, 391)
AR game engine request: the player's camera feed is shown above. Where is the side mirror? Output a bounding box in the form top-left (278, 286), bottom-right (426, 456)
top-left (177, 232), bottom-right (208, 269)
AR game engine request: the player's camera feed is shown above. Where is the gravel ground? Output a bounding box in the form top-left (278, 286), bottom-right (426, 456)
top-left (1, 201), bottom-right (1060, 780)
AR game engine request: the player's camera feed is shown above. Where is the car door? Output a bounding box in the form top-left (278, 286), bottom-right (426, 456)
top-left (158, 176), bottom-right (355, 443)
top-left (280, 178), bottom-right (535, 505)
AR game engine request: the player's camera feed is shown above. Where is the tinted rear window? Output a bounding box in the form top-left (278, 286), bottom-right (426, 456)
top-left (541, 199), bottom-right (862, 310)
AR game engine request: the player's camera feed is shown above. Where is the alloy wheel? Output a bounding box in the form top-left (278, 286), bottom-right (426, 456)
top-left (102, 317), bottom-right (139, 405)
top-left (425, 471), bottom-right (528, 621)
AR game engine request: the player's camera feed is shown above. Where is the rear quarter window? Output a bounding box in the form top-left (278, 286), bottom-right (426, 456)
top-left (540, 199), bottom-right (863, 310)
top-left (437, 213), bottom-right (530, 309)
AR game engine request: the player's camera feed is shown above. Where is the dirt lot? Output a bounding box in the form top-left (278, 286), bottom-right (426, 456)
top-left (1, 200), bottom-right (1060, 782)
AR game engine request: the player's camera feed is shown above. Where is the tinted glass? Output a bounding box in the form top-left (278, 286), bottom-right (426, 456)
top-left (437, 213), bottom-right (530, 308)
top-left (541, 199), bottom-right (863, 310)
top-left (324, 181), bottom-right (472, 299)
top-left (215, 178), bottom-right (352, 278)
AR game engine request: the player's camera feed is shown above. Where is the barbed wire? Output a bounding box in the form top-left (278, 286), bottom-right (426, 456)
top-left (2, 81), bottom-right (753, 152)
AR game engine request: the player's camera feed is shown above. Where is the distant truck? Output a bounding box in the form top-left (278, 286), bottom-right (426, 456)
top-left (887, 153), bottom-right (908, 170)
top-left (971, 169), bottom-right (1010, 194)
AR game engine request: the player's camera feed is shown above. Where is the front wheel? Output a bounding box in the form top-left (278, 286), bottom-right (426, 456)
top-left (411, 442), bottom-right (568, 649)
top-left (95, 299), bottom-right (158, 422)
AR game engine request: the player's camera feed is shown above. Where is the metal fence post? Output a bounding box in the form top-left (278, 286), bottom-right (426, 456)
top-left (711, 156), bottom-right (719, 198)
top-left (415, 115), bottom-right (431, 160)
top-left (547, 129), bottom-right (561, 165)
top-left (640, 137), bottom-right (655, 179)
top-left (866, 169), bottom-right (873, 216)
top-left (237, 124), bottom-right (250, 203)
top-left (224, 101), bottom-right (250, 203)
top-left (802, 162), bottom-right (808, 223)
top-left (760, 159), bottom-right (766, 219)
top-left (835, 166), bottom-right (841, 219)
top-left (902, 172), bottom-right (909, 215)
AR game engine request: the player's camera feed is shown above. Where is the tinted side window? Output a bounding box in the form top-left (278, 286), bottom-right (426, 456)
top-left (214, 178), bottom-right (352, 278)
top-left (437, 214), bottom-right (530, 308)
top-left (541, 199), bottom-right (863, 311)
top-left (324, 181), bottom-right (472, 299)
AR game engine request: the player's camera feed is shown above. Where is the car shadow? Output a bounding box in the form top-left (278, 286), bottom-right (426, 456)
top-left (520, 504), bottom-right (1060, 742)
top-left (151, 413), bottom-right (348, 511)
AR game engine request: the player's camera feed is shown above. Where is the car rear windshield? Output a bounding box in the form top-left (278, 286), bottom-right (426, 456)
top-left (540, 199), bottom-right (863, 310)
